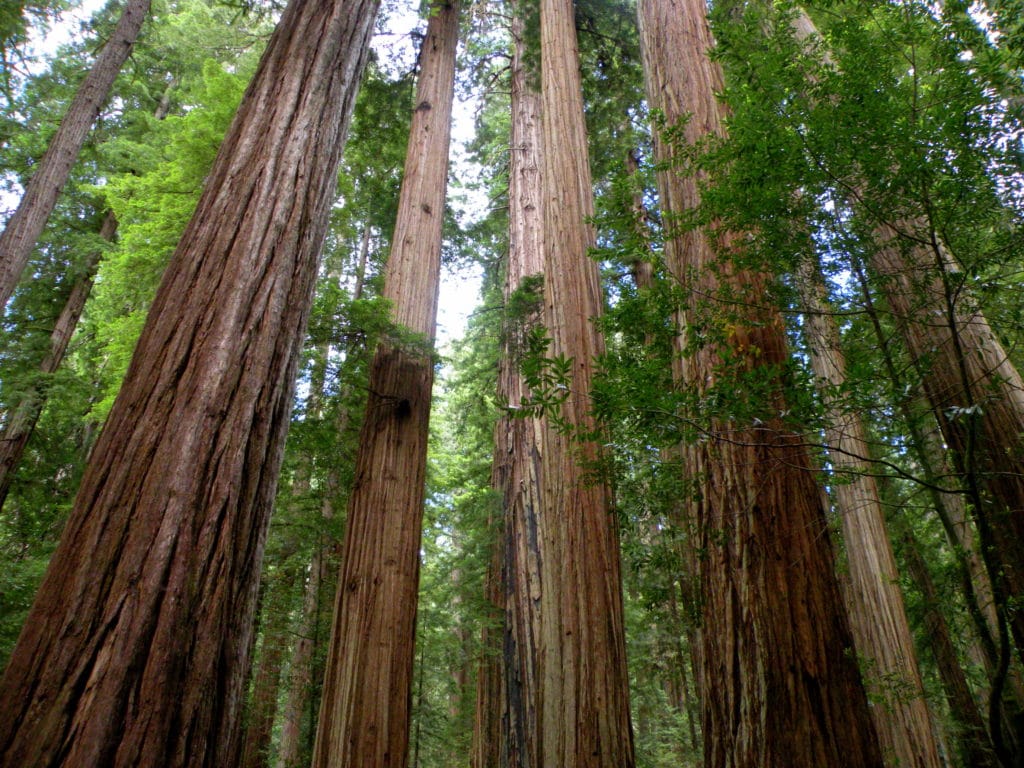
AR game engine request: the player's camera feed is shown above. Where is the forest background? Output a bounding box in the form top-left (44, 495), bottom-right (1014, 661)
top-left (0, 0), bottom-right (1022, 766)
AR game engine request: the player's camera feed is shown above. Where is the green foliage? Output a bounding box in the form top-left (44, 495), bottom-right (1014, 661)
top-left (412, 293), bottom-right (501, 768)
top-left (81, 59), bottom-right (248, 423)
top-left (0, 0), bottom-right (67, 102)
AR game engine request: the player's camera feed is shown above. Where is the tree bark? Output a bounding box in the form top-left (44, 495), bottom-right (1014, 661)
top-left (0, 0), bottom-right (150, 310)
top-left (537, 0), bottom-right (636, 765)
top-left (870, 225), bottom-right (1024, 658)
top-left (799, 256), bottom-right (943, 768)
top-left (901, 523), bottom-right (1000, 767)
top-left (311, 4), bottom-right (459, 765)
top-left (0, 0), bottom-right (379, 763)
top-left (472, 14), bottom-right (545, 768)
top-left (636, 1), bottom-right (884, 765)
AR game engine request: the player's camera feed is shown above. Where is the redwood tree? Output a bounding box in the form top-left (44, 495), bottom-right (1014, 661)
top-left (471, 12), bottom-right (545, 767)
top-left (869, 224), bottom-right (1024, 659)
top-left (0, 0), bottom-right (380, 762)
top-left (798, 256), bottom-right (942, 768)
top-left (636, 0), bottom-right (884, 764)
top-left (536, 0), bottom-right (635, 764)
top-left (311, 3), bottom-right (459, 765)
top-left (0, 0), bottom-right (150, 309)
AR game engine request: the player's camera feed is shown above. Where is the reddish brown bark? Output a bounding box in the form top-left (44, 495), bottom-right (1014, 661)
top-left (472, 14), bottom-right (545, 768)
top-left (0, 0), bottom-right (379, 763)
top-left (311, 4), bottom-right (459, 766)
top-left (636, 1), bottom-right (883, 765)
top-left (537, 0), bottom-right (635, 764)
top-left (799, 257), bottom-right (942, 768)
top-left (870, 226), bottom-right (1024, 656)
top-left (0, 0), bottom-right (150, 309)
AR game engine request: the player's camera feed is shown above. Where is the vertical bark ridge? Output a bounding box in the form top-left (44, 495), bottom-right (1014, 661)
top-left (636, 0), bottom-right (884, 765)
top-left (537, 0), bottom-right (635, 765)
top-left (311, 3), bottom-right (459, 766)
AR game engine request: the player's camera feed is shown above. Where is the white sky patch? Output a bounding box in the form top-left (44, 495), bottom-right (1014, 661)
top-left (1, 0), bottom-right (105, 218)
top-left (21, 0), bottom-right (106, 77)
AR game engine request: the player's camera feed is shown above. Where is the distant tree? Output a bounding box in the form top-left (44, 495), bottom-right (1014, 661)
top-left (0, 80), bottom-right (176, 511)
top-left (0, 0), bottom-right (150, 309)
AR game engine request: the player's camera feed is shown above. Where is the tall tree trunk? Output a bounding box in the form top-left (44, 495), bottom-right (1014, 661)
top-left (0, 0), bottom-right (150, 309)
top-left (799, 256), bottom-right (942, 768)
top-left (0, 0), bottom-right (379, 763)
top-left (0, 209), bottom-right (116, 509)
top-left (636, 2), bottom-right (884, 766)
top-left (472, 14), bottom-right (545, 768)
top-left (901, 516), bottom-right (1001, 767)
top-left (870, 225), bottom-right (1024, 658)
top-left (311, 4), bottom-right (459, 765)
top-left (537, 0), bottom-right (635, 765)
